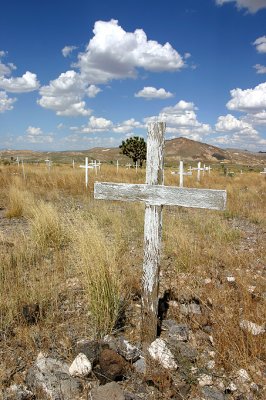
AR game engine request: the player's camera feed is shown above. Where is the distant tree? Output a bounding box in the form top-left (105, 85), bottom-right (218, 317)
top-left (119, 136), bottom-right (147, 167)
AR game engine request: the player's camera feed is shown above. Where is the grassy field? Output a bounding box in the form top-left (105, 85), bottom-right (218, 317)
top-left (0, 162), bottom-right (265, 389)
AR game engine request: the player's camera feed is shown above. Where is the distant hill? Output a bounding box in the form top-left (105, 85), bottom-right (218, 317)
top-left (1, 137), bottom-right (265, 166)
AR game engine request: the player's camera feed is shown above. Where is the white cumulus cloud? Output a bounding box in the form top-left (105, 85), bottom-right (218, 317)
top-left (21, 126), bottom-right (54, 144)
top-left (86, 84), bottom-right (101, 98)
top-left (0, 90), bottom-right (16, 113)
top-left (243, 110), bottom-right (266, 125)
top-left (254, 64), bottom-right (266, 74)
top-left (112, 118), bottom-right (144, 133)
top-left (253, 36), bottom-right (266, 53)
top-left (226, 82), bottom-right (266, 113)
top-left (38, 20), bottom-right (186, 117)
top-left (0, 71), bottom-right (40, 93)
top-left (214, 113), bottom-right (266, 148)
top-left (72, 116), bottom-right (144, 134)
top-left (62, 45), bottom-right (78, 57)
top-left (144, 100), bottom-right (211, 140)
top-left (216, 113), bottom-right (257, 134)
top-left (135, 86), bottom-right (174, 100)
top-left (77, 19), bottom-right (184, 84)
top-left (216, 0), bottom-right (266, 13)
top-left (38, 70), bottom-right (92, 116)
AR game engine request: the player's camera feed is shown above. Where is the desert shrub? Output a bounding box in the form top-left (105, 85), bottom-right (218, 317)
top-left (29, 201), bottom-right (68, 250)
top-left (5, 185), bottom-right (35, 218)
top-left (70, 215), bottom-right (122, 338)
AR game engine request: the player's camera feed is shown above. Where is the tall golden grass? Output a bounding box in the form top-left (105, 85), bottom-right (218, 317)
top-left (0, 162), bottom-right (265, 371)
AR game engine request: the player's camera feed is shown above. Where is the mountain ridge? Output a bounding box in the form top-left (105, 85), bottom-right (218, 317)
top-left (1, 137), bottom-right (265, 166)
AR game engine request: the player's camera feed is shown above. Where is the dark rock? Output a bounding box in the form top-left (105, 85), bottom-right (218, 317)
top-left (202, 386), bottom-right (226, 400)
top-left (116, 337), bottom-right (141, 362)
top-left (90, 382), bottom-right (125, 400)
top-left (168, 340), bottom-right (198, 363)
top-left (99, 348), bottom-right (128, 381)
top-left (172, 383), bottom-right (191, 400)
top-left (75, 339), bottom-right (100, 365)
top-left (157, 290), bottom-right (172, 334)
top-left (22, 304), bottom-right (40, 325)
top-left (133, 357), bottom-right (146, 374)
top-left (26, 352), bottom-right (82, 400)
top-left (162, 320), bottom-right (189, 341)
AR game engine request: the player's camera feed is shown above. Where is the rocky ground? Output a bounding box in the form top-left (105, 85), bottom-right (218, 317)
top-left (0, 205), bottom-right (265, 400)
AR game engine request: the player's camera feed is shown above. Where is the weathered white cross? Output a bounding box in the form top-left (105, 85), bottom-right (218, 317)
top-left (80, 157), bottom-right (94, 188)
top-left (171, 161), bottom-right (192, 187)
top-left (94, 122), bottom-right (226, 347)
top-left (45, 159), bottom-right (52, 172)
top-left (192, 161), bottom-right (205, 181)
top-left (178, 161), bottom-right (192, 187)
top-left (260, 167), bottom-right (266, 174)
top-left (89, 160), bottom-right (101, 175)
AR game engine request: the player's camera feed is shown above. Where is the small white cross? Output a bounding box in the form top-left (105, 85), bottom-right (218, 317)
top-left (80, 157), bottom-right (94, 188)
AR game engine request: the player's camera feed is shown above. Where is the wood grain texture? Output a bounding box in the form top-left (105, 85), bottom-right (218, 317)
top-left (141, 122), bottom-right (165, 347)
top-left (94, 182), bottom-right (226, 210)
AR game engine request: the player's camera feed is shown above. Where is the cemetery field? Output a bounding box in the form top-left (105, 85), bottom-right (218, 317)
top-left (0, 162), bottom-right (265, 398)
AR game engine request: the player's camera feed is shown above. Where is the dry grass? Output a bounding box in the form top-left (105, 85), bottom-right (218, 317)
top-left (29, 201), bottom-right (68, 250)
top-left (70, 214), bottom-right (122, 338)
top-left (0, 162), bottom-right (265, 375)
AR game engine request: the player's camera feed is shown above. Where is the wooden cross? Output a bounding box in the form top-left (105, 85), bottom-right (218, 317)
top-left (178, 161), bottom-right (192, 187)
top-left (94, 122), bottom-right (226, 347)
top-left (116, 160), bottom-right (119, 173)
top-left (171, 161), bottom-right (192, 187)
top-left (45, 159), bottom-right (52, 172)
top-left (89, 160), bottom-right (101, 175)
top-left (80, 157), bottom-right (94, 188)
top-left (192, 161), bottom-right (205, 181)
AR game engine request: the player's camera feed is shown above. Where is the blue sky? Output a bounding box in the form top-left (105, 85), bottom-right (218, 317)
top-left (0, 0), bottom-right (266, 151)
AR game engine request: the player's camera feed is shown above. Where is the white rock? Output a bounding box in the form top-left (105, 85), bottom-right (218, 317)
top-left (237, 368), bottom-right (250, 383)
top-left (209, 335), bottom-right (214, 345)
top-left (198, 374), bottom-right (213, 386)
top-left (250, 382), bottom-right (259, 392)
top-left (227, 382), bottom-right (237, 392)
top-left (204, 278), bottom-right (212, 284)
top-left (148, 338), bottom-right (177, 370)
top-left (207, 360), bottom-right (215, 369)
top-left (69, 353), bottom-right (92, 377)
top-left (247, 286), bottom-right (256, 293)
top-left (227, 276), bottom-right (236, 283)
top-left (240, 320), bottom-right (265, 335)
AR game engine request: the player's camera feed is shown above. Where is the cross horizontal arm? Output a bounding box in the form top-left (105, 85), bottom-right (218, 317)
top-left (94, 182), bottom-right (226, 210)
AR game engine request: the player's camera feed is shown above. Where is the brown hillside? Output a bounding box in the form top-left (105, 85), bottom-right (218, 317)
top-left (1, 137), bottom-right (265, 166)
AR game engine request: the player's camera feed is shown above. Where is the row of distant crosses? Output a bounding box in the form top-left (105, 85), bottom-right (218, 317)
top-left (14, 155), bottom-right (266, 188)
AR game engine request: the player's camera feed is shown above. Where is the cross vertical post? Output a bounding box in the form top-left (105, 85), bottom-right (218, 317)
top-left (141, 122), bottom-right (165, 347)
top-left (179, 160), bottom-right (184, 188)
top-left (85, 157), bottom-right (88, 187)
top-left (197, 161), bottom-right (201, 181)
top-left (21, 159), bottom-right (25, 180)
top-left (116, 160), bottom-right (119, 173)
